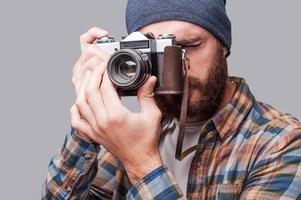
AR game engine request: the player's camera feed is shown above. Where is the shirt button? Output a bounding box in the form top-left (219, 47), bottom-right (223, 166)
top-left (84, 153), bottom-right (93, 160)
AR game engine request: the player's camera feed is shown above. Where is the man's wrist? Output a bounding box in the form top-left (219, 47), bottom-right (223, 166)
top-left (60, 128), bottom-right (101, 171)
top-left (74, 129), bottom-right (94, 143)
top-left (123, 154), bottom-right (163, 185)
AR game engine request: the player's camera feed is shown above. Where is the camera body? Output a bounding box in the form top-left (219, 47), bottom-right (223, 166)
top-left (95, 32), bottom-right (184, 96)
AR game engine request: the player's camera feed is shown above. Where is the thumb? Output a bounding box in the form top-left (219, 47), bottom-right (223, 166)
top-left (137, 76), bottom-right (158, 112)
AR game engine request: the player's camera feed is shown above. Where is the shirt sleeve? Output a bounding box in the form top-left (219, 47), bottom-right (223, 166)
top-left (126, 165), bottom-right (186, 200)
top-left (43, 128), bottom-right (115, 200)
top-left (240, 128), bottom-right (301, 200)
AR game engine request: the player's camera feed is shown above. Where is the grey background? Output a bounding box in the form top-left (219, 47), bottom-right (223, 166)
top-left (0, 1), bottom-right (300, 199)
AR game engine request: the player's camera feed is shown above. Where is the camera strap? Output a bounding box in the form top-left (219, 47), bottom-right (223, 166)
top-left (175, 55), bottom-right (197, 161)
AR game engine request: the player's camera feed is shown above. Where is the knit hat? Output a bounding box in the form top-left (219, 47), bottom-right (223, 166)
top-left (126, 0), bottom-right (232, 54)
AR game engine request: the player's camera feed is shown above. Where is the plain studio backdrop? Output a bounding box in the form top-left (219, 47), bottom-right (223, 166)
top-left (0, 1), bottom-right (300, 199)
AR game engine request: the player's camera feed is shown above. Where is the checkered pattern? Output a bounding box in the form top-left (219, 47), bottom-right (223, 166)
top-left (43, 77), bottom-right (301, 199)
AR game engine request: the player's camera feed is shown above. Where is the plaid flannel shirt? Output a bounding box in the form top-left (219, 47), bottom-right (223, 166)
top-left (43, 77), bottom-right (301, 199)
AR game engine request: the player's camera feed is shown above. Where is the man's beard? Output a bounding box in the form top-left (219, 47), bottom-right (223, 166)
top-left (154, 46), bottom-right (228, 121)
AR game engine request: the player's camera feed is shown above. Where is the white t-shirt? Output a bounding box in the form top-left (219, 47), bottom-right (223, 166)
top-left (159, 119), bottom-right (204, 196)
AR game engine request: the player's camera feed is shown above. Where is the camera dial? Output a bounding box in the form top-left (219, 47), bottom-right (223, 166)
top-left (95, 36), bottom-right (115, 44)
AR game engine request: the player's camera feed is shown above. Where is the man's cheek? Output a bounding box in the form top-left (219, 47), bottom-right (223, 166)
top-left (189, 90), bottom-right (202, 104)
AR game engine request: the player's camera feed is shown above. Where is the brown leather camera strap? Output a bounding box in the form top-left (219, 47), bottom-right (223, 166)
top-left (175, 55), bottom-right (195, 161)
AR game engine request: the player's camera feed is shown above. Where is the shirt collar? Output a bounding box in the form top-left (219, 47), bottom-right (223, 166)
top-left (211, 77), bottom-right (255, 141)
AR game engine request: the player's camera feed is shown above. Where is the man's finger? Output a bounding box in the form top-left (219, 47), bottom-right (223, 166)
top-left (70, 105), bottom-right (94, 139)
top-left (85, 62), bottom-right (107, 124)
top-left (76, 70), bottom-right (97, 128)
top-left (84, 45), bottom-right (110, 61)
top-left (72, 46), bottom-right (109, 96)
top-left (73, 45), bottom-right (109, 77)
top-left (136, 76), bottom-right (159, 114)
top-left (73, 57), bottom-right (102, 95)
top-left (80, 27), bottom-right (108, 52)
top-left (100, 71), bottom-right (124, 112)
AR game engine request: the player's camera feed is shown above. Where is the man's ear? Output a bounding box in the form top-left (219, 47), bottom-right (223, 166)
top-left (223, 47), bottom-right (228, 57)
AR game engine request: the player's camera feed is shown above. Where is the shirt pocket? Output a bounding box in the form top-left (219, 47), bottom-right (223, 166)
top-left (215, 182), bottom-right (242, 200)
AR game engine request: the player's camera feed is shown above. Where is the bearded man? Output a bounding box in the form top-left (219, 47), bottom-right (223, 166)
top-left (43, 0), bottom-right (301, 199)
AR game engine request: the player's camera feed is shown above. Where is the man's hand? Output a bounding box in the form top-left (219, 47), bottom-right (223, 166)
top-left (70, 27), bottom-right (163, 184)
top-left (72, 27), bottom-right (109, 97)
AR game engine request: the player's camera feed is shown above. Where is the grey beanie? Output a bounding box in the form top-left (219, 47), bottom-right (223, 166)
top-left (126, 0), bottom-right (232, 53)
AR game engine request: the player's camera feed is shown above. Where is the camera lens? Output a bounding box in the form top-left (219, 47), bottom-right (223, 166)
top-left (117, 57), bottom-right (137, 79)
top-left (108, 49), bottom-right (152, 90)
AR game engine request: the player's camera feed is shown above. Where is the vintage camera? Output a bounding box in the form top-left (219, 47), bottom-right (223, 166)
top-left (95, 32), bottom-right (184, 96)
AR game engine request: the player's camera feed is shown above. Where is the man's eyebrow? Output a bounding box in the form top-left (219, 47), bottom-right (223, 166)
top-left (177, 34), bottom-right (207, 46)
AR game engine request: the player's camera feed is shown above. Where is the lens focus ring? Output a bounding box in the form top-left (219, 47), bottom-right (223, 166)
top-left (107, 49), bottom-right (152, 90)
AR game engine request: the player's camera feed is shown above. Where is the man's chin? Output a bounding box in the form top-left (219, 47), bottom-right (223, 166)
top-left (155, 93), bottom-right (221, 121)
top-left (154, 95), bottom-right (208, 120)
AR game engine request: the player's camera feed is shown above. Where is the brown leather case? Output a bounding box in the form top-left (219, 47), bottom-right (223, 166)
top-left (155, 46), bottom-right (183, 95)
